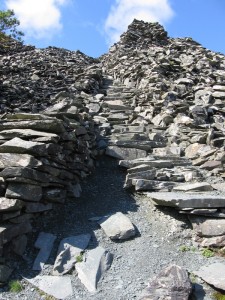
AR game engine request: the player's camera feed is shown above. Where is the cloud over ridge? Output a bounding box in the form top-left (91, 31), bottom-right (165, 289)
top-left (5, 0), bottom-right (68, 39)
top-left (104, 0), bottom-right (174, 46)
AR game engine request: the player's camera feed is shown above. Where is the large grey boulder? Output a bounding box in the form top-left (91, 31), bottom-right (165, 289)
top-left (98, 212), bottom-right (136, 240)
top-left (194, 263), bottom-right (225, 291)
top-left (140, 264), bottom-right (192, 300)
top-left (76, 246), bottom-right (113, 293)
top-left (53, 234), bottom-right (91, 275)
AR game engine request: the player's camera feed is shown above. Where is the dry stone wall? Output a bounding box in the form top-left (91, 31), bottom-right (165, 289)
top-left (0, 38), bottom-right (105, 263)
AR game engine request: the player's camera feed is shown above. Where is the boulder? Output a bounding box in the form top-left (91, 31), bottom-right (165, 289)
top-left (98, 212), bottom-right (136, 240)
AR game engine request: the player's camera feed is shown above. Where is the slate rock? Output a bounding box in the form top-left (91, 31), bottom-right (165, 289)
top-left (189, 216), bottom-right (225, 237)
top-left (11, 234), bottom-right (28, 256)
top-left (0, 198), bottom-right (24, 212)
top-left (148, 192), bottom-right (225, 208)
top-left (0, 137), bottom-right (47, 156)
top-left (33, 232), bottom-right (56, 271)
top-left (0, 153), bottom-right (42, 169)
top-left (106, 146), bottom-right (147, 160)
top-left (53, 234), bottom-right (91, 275)
top-left (5, 183), bottom-right (42, 202)
top-left (26, 275), bottom-right (73, 299)
top-left (76, 246), bottom-right (113, 293)
top-left (98, 212), bottom-right (136, 240)
top-left (140, 264), bottom-right (192, 300)
top-left (173, 182), bottom-right (213, 192)
top-left (194, 263), bottom-right (225, 291)
top-left (0, 265), bottom-right (13, 283)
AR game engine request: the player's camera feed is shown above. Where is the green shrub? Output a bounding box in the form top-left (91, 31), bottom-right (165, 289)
top-left (9, 280), bottom-right (23, 293)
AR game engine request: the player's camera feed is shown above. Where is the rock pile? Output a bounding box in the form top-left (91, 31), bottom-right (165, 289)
top-left (101, 19), bottom-right (225, 250)
top-left (0, 39), bottom-right (106, 274)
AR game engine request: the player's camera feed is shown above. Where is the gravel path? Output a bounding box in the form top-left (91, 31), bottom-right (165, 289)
top-left (1, 156), bottom-right (223, 299)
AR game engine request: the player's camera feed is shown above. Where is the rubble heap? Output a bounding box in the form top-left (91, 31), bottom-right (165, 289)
top-left (101, 19), bottom-right (225, 248)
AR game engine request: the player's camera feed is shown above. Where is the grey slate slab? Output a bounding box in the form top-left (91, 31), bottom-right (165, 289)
top-left (194, 263), bottom-right (225, 291)
top-left (53, 233), bottom-right (91, 275)
top-left (26, 275), bottom-right (73, 299)
top-left (32, 232), bottom-right (56, 271)
top-left (76, 246), bottom-right (113, 293)
top-left (147, 192), bottom-right (225, 208)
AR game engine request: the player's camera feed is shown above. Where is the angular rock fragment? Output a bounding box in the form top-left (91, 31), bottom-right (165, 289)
top-left (33, 232), bottom-right (56, 271)
top-left (189, 216), bottom-right (225, 237)
top-left (173, 182), bottom-right (213, 192)
top-left (6, 183), bottom-right (42, 202)
top-left (194, 263), bottom-right (225, 291)
top-left (106, 146), bottom-right (147, 160)
top-left (0, 198), bottom-right (23, 212)
top-left (0, 137), bottom-right (47, 156)
top-left (0, 153), bottom-right (41, 169)
top-left (148, 192), bottom-right (225, 208)
top-left (26, 275), bottom-right (73, 299)
top-left (53, 234), bottom-right (91, 275)
top-left (98, 212), bottom-right (136, 240)
top-left (76, 246), bottom-right (113, 293)
top-left (140, 265), bottom-right (192, 300)
top-left (0, 265), bottom-right (13, 283)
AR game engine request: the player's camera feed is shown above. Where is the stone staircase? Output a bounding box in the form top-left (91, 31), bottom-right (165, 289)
top-left (98, 75), bottom-right (225, 249)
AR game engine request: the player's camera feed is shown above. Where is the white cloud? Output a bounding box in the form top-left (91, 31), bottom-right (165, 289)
top-left (5, 0), bottom-right (68, 39)
top-left (104, 0), bottom-right (174, 45)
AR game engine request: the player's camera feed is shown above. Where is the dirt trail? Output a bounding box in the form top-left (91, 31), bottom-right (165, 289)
top-left (1, 155), bottom-right (222, 299)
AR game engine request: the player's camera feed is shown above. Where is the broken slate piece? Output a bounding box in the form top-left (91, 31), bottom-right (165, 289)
top-left (140, 264), bottom-right (192, 300)
top-left (53, 234), bottom-right (91, 275)
top-left (98, 212), bottom-right (136, 240)
top-left (75, 246), bottom-right (113, 293)
top-left (194, 263), bottom-right (225, 291)
top-left (189, 216), bottom-right (225, 237)
top-left (32, 232), bottom-right (56, 271)
top-left (0, 265), bottom-right (13, 283)
top-left (173, 182), bottom-right (213, 192)
top-left (25, 275), bottom-right (73, 299)
top-left (148, 192), bottom-right (225, 208)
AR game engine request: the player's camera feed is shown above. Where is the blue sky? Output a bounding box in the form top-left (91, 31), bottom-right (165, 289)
top-left (1, 0), bottom-right (225, 58)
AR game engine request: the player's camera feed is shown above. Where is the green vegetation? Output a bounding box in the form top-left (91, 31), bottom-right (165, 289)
top-left (213, 291), bottom-right (225, 300)
top-left (179, 245), bottom-right (197, 252)
top-left (201, 248), bottom-right (214, 258)
top-left (76, 253), bottom-right (84, 263)
top-left (189, 273), bottom-right (197, 284)
top-left (0, 9), bottom-right (24, 42)
top-left (9, 280), bottom-right (23, 293)
top-left (179, 245), bottom-right (190, 252)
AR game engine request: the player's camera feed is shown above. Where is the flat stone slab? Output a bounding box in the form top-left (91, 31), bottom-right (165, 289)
top-left (106, 146), bottom-right (147, 160)
top-left (76, 246), bottom-right (113, 293)
top-left (6, 183), bottom-right (42, 202)
top-left (140, 264), bottom-right (192, 300)
top-left (189, 216), bottom-right (225, 237)
top-left (173, 182), bottom-right (213, 192)
top-left (147, 192), bottom-right (225, 208)
top-left (53, 234), bottom-right (91, 275)
top-left (194, 263), bottom-right (225, 290)
top-left (0, 197), bottom-right (23, 212)
top-left (0, 153), bottom-right (42, 169)
top-left (98, 212), bottom-right (136, 240)
top-left (33, 232), bottom-right (56, 271)
top-left (0, 137), bottom-right (47, 156)
top-left (133, 179), bottom-right (178, 191)
top-left (0, 129), bottom-right (59, 140)
top-left (26, 275), bottom-right (73, 299)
